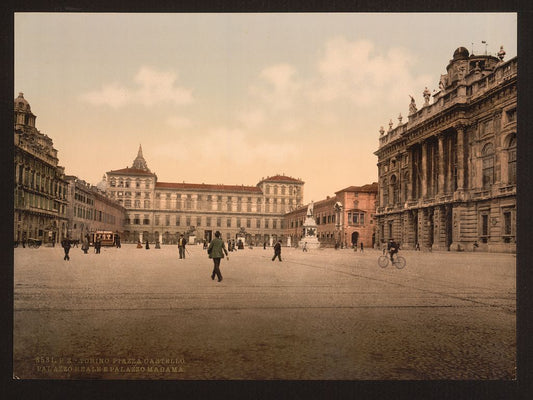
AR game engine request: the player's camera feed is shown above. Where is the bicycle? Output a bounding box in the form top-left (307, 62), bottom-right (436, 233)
top-left (378, 253), bottom-right (406, 269)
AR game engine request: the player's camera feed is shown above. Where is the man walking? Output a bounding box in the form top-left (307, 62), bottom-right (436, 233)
top-left (178, 234), bottom-right (187, 259)
top-left (208, 231), bottom-right (228, 282)
top-left (272, 240), bottom-right (282, 262)
top-left (61, 237), bottom-right (71, 261)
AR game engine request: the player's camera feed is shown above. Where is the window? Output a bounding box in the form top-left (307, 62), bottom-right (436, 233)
top-left (186, 216), bottom-right (191, 226)
top-left (165, 215), bottom-right (170, 226)
top-left (246, 218), bottom-right (251, 228)
top-left (504, 212), bottom-right (512, 235)
top-left (196, 216), bottom-right (202, 227)
top-left (506, 109), bottom-right (516, 124)
top-left (390, 175), bottom-right (399, 204)
top-left (227, 218), bottom-right (231, 228)
top-left (265, 219), bottom-right (269, 229)
top-left (256, 219), bottom-right (261, 228)
top-left (482, 143), bottom-right (494, 189)
top-left (508, 136), bottom-right (516, 185)
top-left (175, 216), bottom-right (180, 226)
top-left (206, 217), bottom-right (211, 227)
top-left (217, 217), bottom-right (221, 227)
top-left (237, 218), bottom-right (241, 228)
top-left (382, 178), bottom-right (389, 206)
top-left (481, 214), bottom-right (489, 243)
top-left (155, 215), bottom-right (160, 225)
top-left (272, 220), bottom-right (277, 229)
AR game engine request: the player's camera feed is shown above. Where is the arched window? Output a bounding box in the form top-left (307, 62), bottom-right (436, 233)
top-left (507, 135), bottom-right (516, 185)
top-left (482, 143), bottom-right (494, 189)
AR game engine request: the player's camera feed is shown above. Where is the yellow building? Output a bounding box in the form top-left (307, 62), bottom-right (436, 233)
top-left (105, 146), bottom-right (304, 245)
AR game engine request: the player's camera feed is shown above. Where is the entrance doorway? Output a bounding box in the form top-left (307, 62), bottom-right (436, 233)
top-left (351, 231), bottom-right (359, 247)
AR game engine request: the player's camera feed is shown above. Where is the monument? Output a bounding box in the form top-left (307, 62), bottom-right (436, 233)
top-left (299, 202), bottom-right (321, 250)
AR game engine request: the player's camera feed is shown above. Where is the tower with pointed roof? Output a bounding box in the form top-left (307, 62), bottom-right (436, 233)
top-left (132, 145), bottom-right (150, 172)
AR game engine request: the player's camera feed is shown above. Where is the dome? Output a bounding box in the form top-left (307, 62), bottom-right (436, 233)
top-left (96, 174), bottom-right (108, 192)
top-left (14, 92), bottom-right (31, 112)
top-left (453, 47), bottom-right (470, 60)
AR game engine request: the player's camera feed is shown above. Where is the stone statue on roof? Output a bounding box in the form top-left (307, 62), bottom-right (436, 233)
top-left (409, 95), bottom-right (417, 115)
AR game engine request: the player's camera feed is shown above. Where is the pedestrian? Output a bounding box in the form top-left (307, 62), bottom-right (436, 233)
top-left (95, 238), bottom-right (101, 254)
top-left (115, 235), bottom-right (121, 248)
top-left (137, 240), bottom-right (142, 249)
top-left (81, 239), bottom-right (89, 254)
top-left (360, 242), bottom-right (364, 252)
top-left (272, 240), bottom-right (282, 262)
top-left (145, 240), bottom-right (150, 250)
top-left (61, 237), bottom-right (71, 261)
top-left (178, 234), bottom-right (187, 259)
top-left (303, 242), bottom-right (308, 252)
top-left (207, 231), bottom-right (228, 282)
top-left (263, 241), bottom-right (266, 250)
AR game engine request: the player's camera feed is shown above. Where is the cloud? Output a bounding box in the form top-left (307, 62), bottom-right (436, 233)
top-left (81, 66), bottom-right (193, 108)
top-left (249, 63), bottom-right (300, 110)
top-left (237, 108), bottom-right (265, 129)
top-left (166, 115), bottom-right (192, 129)
top-left (153, 128), bottom-right (299, 166)
top-left (311, 37), bottom-right (433, 109)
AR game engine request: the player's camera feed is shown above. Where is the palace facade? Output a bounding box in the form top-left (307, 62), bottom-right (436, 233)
top-left (14, 93), bottom-right (69, 245)
top-left (104, 146), bottom-right (305, 245)
top-left (284, 183), bottom-right (378, 248)
top-left (374, 46), bottom-right (516, 252)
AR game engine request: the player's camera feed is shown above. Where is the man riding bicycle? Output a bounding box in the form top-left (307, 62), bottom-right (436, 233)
top-left (387, 238), bottom-right (399, 262)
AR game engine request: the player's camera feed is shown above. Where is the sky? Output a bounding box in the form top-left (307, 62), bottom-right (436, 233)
top-left (14, 13), bottom-right (517, 203)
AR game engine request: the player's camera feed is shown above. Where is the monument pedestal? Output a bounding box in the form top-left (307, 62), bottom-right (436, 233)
top-left (299, 237), bottom-right (320, 249)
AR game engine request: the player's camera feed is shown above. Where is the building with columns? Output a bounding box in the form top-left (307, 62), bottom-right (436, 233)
top-left (14, 93), bottom-right (69, 245)
top-left (104, 146), bottom-right (304, 245)
top-left (284, 183), bottom-right (378, 248)
top-left (374, 46), bottom-right (516, 252)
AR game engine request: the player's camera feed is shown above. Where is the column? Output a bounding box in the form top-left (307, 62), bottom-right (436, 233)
top-left (421, 142), bottom-right (428, 198)
top-left (437, 134), bottom-right (445, 195)
top-left (446, 136), bottom-right (453, 193)
top-left (407, 148), bottom-right (414, 200)
top-left (456, 125), bottom-right (465, 190)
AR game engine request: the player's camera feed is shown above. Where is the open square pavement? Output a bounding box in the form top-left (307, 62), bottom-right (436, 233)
top-left (13, 244), bottom-right (516, 380)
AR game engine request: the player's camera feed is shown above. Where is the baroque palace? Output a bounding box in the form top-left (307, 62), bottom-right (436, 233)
top-left (103, 147), bottom-right (304, 245)
top-left (374, 46), bottom-right (516, 252)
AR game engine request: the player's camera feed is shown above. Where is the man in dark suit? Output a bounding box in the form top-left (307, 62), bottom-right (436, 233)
top-left (272, 240), bottom-right (282, 262)
top-left (178, 234), bottom-right (187, 259)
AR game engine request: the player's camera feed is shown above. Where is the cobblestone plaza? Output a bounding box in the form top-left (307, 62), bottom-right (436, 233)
top-left (13, 245), bottom-right (515, 380)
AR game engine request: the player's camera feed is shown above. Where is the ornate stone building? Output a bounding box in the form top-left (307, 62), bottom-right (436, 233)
top-left (374, 46), bottom-right (516, 252)
top-left (14, 93), bottom-right (69, 245)
top-left (64, 176), bottom-right (126, 241)
top-left (284, 183), bottom-right (378, 248)
top-left (104, 146), bottom-right (304, 244)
